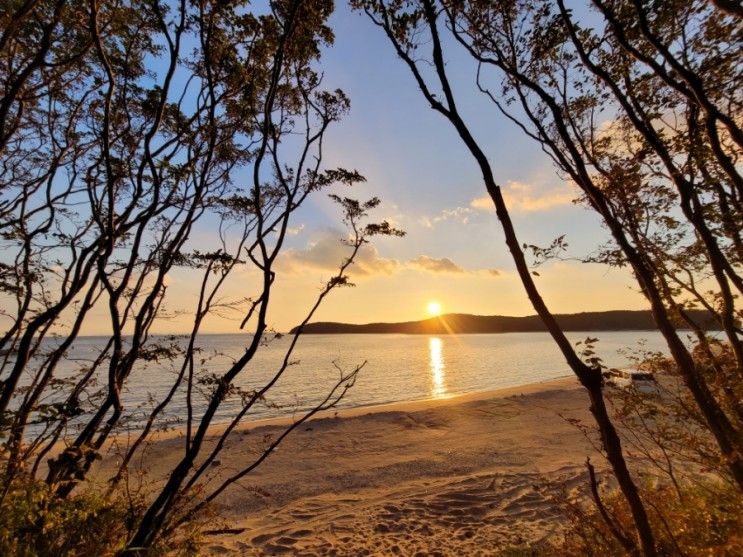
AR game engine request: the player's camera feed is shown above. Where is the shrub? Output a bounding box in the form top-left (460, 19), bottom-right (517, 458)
top-left (0, 471), bottom-right (197, 556)
top-left (547, 480), bottom-right (743, 556)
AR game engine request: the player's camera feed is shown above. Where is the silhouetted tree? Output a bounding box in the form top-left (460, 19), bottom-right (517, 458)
top-left (354, 0), bottom-right (742, 554)
top-left (0, 0), bottom-right (403, 550)
top-left (442, 0), bottom-right (742, 487)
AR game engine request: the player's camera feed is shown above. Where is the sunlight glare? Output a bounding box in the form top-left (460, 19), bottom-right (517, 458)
top-left (427, 301), bottom-right (442, 316)
top-left (429, 337), bottom-right (446, 398)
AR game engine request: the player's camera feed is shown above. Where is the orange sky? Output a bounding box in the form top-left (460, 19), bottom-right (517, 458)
top-left (0, 4), bottom-right (655, 337)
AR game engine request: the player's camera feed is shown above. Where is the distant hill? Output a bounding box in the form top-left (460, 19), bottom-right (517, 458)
top-left (290, 310), bottom-right (716, 335)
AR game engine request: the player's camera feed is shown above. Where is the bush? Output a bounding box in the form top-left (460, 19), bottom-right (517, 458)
top-left (546, 480), bottom-right (743, 556)
top-left (0, 471), bottom-right (191, 556)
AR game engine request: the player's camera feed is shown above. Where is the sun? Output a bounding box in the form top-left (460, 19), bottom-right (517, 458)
top-left (426, 301), bottom-right (442, 316)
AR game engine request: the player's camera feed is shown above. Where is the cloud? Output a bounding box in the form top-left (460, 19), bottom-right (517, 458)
top-left (419, 206), bottom-right (474, 229)
top-left (406, 255), bottom-right (502, 277)
top-left (278, 228), bottom-right (400, 276)
top-left (408, 256), bottom-right (465, 274)
top-left (470, 180), bottom-right (575, 213)
top-left (285, 224), bottom-right (304, 236)
top-left (277, 229), bottom-right (502, 279)
top-left (470, 196), bottom-right (494, 212)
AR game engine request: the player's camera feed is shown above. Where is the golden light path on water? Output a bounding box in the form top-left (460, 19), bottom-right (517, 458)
top-left (429, 337), bottom-right (447, 398)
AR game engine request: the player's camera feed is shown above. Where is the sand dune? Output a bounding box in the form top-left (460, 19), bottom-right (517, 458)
top-left (115, 376), bottom-right (610, 555)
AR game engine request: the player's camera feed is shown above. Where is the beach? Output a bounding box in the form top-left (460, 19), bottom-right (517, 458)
top-left (110, 376), bottom-right (612, 555)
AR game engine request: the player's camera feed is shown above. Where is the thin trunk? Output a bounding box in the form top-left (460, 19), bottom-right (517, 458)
top-left (366, 2), bottom-right (658, 553)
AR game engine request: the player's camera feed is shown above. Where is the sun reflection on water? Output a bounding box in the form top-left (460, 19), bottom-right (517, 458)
top-left (429, 337), bottom-right (447, 398)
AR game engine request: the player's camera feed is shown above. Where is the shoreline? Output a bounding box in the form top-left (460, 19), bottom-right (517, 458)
top-left (105, 375), bottom-right (599, 555)
top-left (236, 374), bottom-right (579, 429)
top-left (140, 375), bottom-right (580, 443)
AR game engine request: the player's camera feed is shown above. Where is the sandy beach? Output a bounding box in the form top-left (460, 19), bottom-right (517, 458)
top-left (105, 376), bottom-right (616, 555)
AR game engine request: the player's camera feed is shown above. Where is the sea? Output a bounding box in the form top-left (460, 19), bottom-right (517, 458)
top-left (44, 330), bottom-right (691, 430)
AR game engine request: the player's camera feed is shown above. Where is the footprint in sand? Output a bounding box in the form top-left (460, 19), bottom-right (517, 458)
top-left (261, 543), bottom-right (293, 554)
top-left (251, 533), bottom-right (274, 545)
top-left (274, 536), bottom-right (299, 546)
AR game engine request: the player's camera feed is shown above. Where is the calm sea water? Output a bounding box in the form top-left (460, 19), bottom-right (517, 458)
top-left (48, 331), bottom-right (682, 429)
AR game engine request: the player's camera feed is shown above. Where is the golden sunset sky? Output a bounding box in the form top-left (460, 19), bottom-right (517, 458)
top-left (68, 3), bottom-right (649, 336)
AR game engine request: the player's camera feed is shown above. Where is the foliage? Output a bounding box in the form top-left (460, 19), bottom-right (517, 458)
top-left (0, 0), bottom-right (403, 552)
top-left (447, 0), bottom-right (743, 483)
top-left (0, 471), bottom-right (197, 557)
top-left (557, 340), bottom-right (743, 556)
top-left (546, 480), bottom-right (743, 557)
top-left (355, 0), bottom-right (742, 555)
top-left (608, 340), bottom-right (742, 488)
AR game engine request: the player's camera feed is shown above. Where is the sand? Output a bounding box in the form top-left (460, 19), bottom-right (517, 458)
top-left (113, 376), bottom-right (609, 555)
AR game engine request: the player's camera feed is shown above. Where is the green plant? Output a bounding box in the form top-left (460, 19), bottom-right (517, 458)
top-left (0, 471), bottom-right (199, 556)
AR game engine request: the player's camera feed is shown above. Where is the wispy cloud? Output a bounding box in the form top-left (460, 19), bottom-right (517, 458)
top-left (469, 196), bottom-right (494, 212)
top-left (285, 224), bottom-right (305, 236)
top-left (278, 228), bottom-right (400, 276)
top-left (418, 206), bottom-right (473, 228)
top-left (408, 255), bottom-right (465, 274)
top-left (470, 180), bottom-right (575, 213)
top-left (407, 255), bottom-right (501, 277)
top-left (277, 229), bottom-right (501, 279)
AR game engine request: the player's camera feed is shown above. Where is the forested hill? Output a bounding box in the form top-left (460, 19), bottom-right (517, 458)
top-left (290, 310), bottom-right (716, 335)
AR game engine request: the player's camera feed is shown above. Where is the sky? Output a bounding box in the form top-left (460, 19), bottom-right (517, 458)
top-left (154, 2), bottom-right (646, 334)
top-left (60, 2), bottom-right (650, 335)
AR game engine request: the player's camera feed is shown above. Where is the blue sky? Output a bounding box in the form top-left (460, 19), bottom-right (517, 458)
top-left (204, 2), bottom-right (648, 332)
top-left (26, 1), bottom-right (647, 335)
